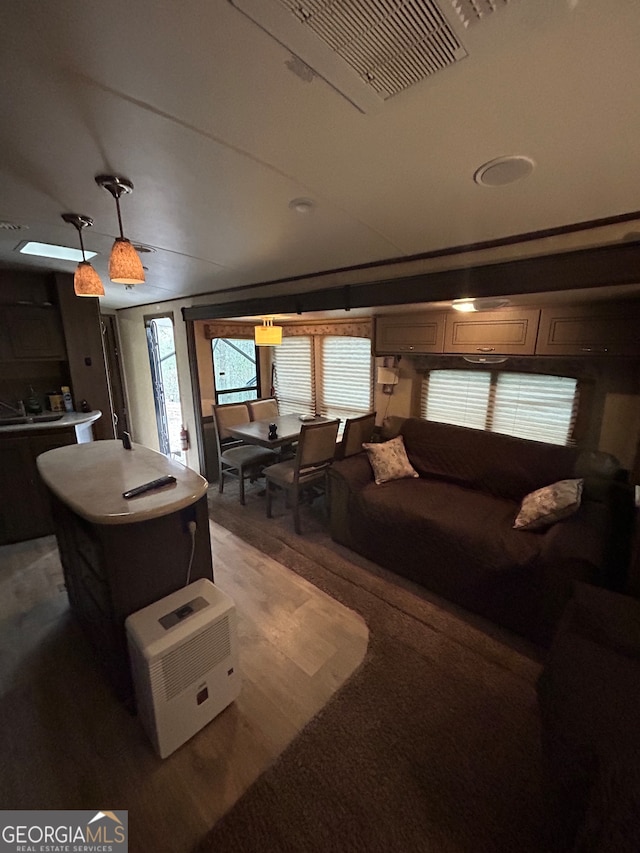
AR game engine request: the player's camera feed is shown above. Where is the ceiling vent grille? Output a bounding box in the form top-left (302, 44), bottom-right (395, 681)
top-left (231, 0), bottom-right (468, 111)
top-left (277, 0), bottom-right (467, 99)
top-left (449, 0), bottom-right (510, 29)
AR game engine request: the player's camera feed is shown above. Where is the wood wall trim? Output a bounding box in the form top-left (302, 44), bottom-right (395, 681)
top-left (183, 241), bottom-right (640, 322)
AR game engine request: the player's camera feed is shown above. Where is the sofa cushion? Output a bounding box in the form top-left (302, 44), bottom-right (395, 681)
top-left (399, 418), bottom-right (581, 502)
top-left (363, 435), bottom-right (419, 485)
top-left (513, 479), bottom-right (584, 531)
top-left (354, 478), bottom-right (542, 583)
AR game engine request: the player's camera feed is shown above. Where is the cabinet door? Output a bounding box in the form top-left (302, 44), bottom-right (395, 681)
top-left (375, 312), bottom-right (446, 354)
top-left (4, 305), bottom-right (67, 360)
top-left (0, 438), bottom-right (39, 543)
top-left (536, 304), bottom-right (640, 356)
top-left (444, 309), bottom-right (540, 355)
top-left (30, 429), bottom-right (77, 536)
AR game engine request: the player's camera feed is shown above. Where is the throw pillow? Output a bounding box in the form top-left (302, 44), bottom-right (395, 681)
top-left (513, 478), bottom-right (584, 531)
top-left (363, 435), bottom-right (419, 485)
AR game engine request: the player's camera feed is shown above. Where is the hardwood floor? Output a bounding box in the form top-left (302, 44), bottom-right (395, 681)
top-left (0, 521), bottom-right (369, 852)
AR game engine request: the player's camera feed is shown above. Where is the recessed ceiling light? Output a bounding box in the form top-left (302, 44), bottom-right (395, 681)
top-left (17, 240), bottom-right (97, 262)
top-left (289, 198), bottom-right (314, 213)
top-left (474, 156), bottom-right (535, 187)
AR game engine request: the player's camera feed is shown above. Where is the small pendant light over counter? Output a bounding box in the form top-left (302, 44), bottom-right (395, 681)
top-left (95, 174), bottom-right (145, 285)
top-left (61, 213), bottom-right (105, 297)
top-left (255, 317), bottom-right (283, 346)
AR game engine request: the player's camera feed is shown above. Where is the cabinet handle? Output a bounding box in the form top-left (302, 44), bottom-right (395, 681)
top-left (476, 346), bottom-right (495, 353)
top-left (580, 346), bottom-right (609, 353)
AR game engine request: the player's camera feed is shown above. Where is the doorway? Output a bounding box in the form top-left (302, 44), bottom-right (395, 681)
top-left (101, 314), bottom-right (130, 438)
top-left (145, 315), bottom-right (183, 458)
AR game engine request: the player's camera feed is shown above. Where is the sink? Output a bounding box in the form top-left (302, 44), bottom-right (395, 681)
top-left (0, 416), bottom-right (28, 425)
top-left (0, 413), bottom-right (64, 426)
top-left (29, 413), bottom-right (64, 422)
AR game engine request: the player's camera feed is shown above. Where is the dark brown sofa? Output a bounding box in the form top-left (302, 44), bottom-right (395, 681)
top-left (329, 418), bottom-right (633, 645)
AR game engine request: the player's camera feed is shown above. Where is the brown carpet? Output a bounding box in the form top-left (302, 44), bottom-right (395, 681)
top-left (198, 482), bottom-right (549, 853)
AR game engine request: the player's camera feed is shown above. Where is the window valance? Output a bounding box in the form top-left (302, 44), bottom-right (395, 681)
top-left (204, 318), bottom-right (372, 340)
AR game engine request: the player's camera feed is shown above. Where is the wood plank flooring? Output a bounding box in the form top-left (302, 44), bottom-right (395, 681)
top-left (0, 521), bottom-right (369, 852)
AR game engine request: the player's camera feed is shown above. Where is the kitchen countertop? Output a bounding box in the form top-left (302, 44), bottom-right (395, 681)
top-left (0, 410), bottom-right (102, 433)
top-left (37, 439), bottom-right (208, 525)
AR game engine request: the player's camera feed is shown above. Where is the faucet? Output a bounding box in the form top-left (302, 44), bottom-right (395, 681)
top-left (0, 399), bottom-right (26, 417)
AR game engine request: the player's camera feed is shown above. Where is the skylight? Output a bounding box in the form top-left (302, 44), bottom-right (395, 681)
top-left (18, 241), bottom-right (97, 262)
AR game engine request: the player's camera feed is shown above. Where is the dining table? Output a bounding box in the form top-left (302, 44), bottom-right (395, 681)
top-left (226, 413), bottom-right (332, 450)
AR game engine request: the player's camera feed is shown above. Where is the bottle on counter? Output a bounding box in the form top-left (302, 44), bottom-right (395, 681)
top-left (61, 386), bottom-right (74, 413)
top-left (25, 386), bottom-right (42, 415)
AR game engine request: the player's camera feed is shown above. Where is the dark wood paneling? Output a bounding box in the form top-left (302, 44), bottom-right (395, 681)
top-left (54, 274), bottom-right (115, 440)
top-left (183, 241), bottom-right (640, 322)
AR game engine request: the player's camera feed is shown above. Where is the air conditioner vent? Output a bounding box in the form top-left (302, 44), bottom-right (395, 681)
top-left (231, 0), bottom-right (468, 111)
top-left (278, 0), bottom-right (466, 99)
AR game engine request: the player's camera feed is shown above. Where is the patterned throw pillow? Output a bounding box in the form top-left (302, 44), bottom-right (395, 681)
top-left (363, 435), bottom-right (419, 485)
top-left (513, 478), bottom-right (584, 531)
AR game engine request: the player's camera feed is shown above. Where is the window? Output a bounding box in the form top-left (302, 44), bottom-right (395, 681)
top-left (421, 369), bottom-right (579, 445)
top-left (211, 338), bottom-right (259, 404)
top-left (273, 335), bottom-right (373, 422)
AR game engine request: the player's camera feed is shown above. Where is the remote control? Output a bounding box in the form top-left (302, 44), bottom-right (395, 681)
top-left (122, 475), bottom-right (177, 499)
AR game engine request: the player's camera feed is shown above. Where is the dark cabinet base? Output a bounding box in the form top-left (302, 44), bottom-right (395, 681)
top-left (50, 491), bottom-right (214, 704)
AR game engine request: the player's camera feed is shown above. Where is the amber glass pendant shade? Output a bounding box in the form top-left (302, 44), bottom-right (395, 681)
top-left (74, 261), bottom-right (105, 296)
top-left (109, 237), bottom-right (146, 284)
top-left (61, 213), bottom-right (105, 298)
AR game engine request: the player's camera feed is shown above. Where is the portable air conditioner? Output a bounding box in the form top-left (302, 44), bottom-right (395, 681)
top-left (125, 579), bottom-right (240, 758)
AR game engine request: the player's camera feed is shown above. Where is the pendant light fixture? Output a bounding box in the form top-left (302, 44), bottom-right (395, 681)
top-left (254, 317), bottom-right (283, 346)
top-left (95, 174), bottom-right (145, 285)
top-left (60, 213), bottom-right (105, 297)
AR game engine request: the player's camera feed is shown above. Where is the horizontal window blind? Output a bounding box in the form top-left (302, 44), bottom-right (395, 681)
top-left (273, 336), bottom-right (315, 415)
top-left (318, 336), bottom-right (373, 421)
top-left (492, 373), bottom-right (578, 445)
top-left (421, 370), bottom-right (491, 430)
top-left (421, 369), bottom-right (579, 446)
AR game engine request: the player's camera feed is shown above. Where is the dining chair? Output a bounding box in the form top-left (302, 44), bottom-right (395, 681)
top-left (212, 402), bottom-right (278, 505)
top-left (248, 397), bottom-right (279, 421)
top-left (263, 419), bottom-right (340, 534)
top-left (339, 412), bottom-right (377, 459)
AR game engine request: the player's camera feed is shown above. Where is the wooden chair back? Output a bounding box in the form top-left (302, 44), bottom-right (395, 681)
top-left (340, 412), bottom-right (376, 458)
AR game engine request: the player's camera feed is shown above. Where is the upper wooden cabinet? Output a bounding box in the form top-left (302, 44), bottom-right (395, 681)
top-left (375, 312), bottom-right (446, 354)
top-left (0, 304), bottom-right (67, 360)
top-left (536, 304), bottom-right (640, 357)
top-left (443, 309), bottom-right (540, 355)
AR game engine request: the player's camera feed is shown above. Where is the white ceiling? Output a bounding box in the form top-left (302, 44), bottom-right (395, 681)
top-left (1, 0), bottom-right (640, 311)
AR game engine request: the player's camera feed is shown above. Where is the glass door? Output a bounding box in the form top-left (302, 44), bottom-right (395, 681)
top-left (146, 316), bottom-right (183, 458)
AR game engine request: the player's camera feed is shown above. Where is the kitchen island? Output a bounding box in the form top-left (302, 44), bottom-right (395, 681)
top-left (37, 440), bottom-right (214, 703)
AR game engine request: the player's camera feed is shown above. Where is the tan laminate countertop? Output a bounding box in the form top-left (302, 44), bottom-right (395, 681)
top-left (37, 439), bottom-right (208, 525)
top-left (0, 410), bottom-right (102, 433)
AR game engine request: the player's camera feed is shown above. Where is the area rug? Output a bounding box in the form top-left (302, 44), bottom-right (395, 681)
top-left (198, 484), bottom-right (549, 852)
